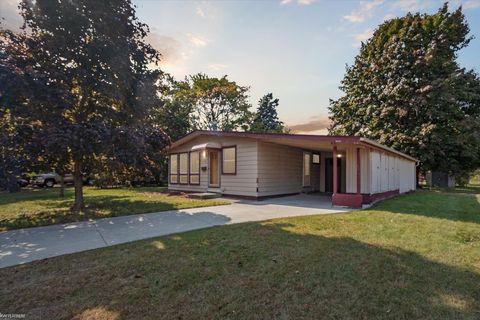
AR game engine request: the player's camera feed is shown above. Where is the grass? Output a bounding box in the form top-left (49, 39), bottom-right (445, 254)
top-left (0, 188), bottom-right (479, 319)
top-left (430, 184), bottom-right (480, 195)
top-left (0, 187), bottom-right (229, 231)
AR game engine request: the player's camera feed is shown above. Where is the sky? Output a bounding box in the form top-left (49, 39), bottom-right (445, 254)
top-left (1, 0), bottom-right (480, 133)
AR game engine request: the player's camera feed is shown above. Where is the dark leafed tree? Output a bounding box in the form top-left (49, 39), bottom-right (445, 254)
top-left (250, 93), bottom-right (284, 133)
top-left (329, 3), bottom-right (480, 180)
top-left (0, 0), bottom-right (168, 209)
top-left (155, 75), bottom-right (194, 141)
top-left (178, 73), bottom-right (252, 131)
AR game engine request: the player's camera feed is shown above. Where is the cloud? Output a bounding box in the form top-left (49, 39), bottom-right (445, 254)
top-left (343, 13), bottom-right (365, 23)
top-left (353, 28), bottom-right (374, 47)
top-left (0, 0), bottom-right (23, 31)
top-left (196, 6), bottom-right (206, 18)
top-left (383, 13), bottom-right (396, 21)
top-left (390, 0), bottom-right (431, 12)
top-left (208, 63), bottom-right (228, 71)
top-left (146, 31), bottom-right (182, 65)
top-left (281, 0), bottom-right (315, 6)
top-left (186, 33), bottom-right (208, 47)
top-left (343, 0), bottom-right (384, 23)
top-left (289, 115), bottom-right (330, 134)
top-left (463, 0), bottom-right (480, 9)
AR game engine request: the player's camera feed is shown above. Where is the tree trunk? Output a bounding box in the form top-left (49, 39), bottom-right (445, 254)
top-left (416, 168), bottom-right (421, 189)
top-left (59, 175), bottom-right (65, 197)
top-left (71, 158), bottom-right (85, 212)
top-left (7, 174), bottom-right (20, 193)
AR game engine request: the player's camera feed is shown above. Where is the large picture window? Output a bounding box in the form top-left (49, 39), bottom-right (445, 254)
top-left (222, 146), bottom-right (236, 175)
top-left (189, 151), bottom-right (200, 185)
top-left (179, 153), bottom-right (189, 184)
top-left (170, 154), bottom-right (178, 184)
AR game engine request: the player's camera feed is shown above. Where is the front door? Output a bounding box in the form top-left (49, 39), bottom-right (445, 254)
top-left (209, 150), bottom-right (220, 187)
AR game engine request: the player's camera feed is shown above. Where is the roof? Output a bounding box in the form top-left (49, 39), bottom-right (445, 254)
top-left (170, 130), bottom-right (418, 162)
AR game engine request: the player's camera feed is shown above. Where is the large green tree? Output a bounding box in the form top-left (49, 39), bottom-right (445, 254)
top-left (177, 73), bottom-right (252, 131)
top-left (250, 93), bottom-right (284, 133)
top-left (154, 75), bottom-right (194, 141)
top-left (0, 0), bottom-right (168, 209)
top-left (329, 4), bottom-right (480, 179)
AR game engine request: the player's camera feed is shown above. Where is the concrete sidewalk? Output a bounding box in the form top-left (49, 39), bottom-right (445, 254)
top-left (0, 194), bottom-right (351, 268)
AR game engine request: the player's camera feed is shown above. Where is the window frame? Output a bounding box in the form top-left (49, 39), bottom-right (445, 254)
top-left (169, 153), bottom-right (179, 184)
top-left (178, 152), bottom-right (189, 185)
top-left (221, 146), bottom-right (237, 175)
top-left (189, 151), bottom-right (201, 185)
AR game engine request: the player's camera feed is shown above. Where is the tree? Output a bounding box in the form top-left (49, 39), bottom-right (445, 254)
top-left (0, 0), bottom-right (167, 210)
top-left (177, 73), bottom-right (252, 131)
top-left (250, 93), bottom-right (284, 133)
top-left (329, 3), bottom-right (480, 179)
top-left (154, 75), bottom-right (194, 141)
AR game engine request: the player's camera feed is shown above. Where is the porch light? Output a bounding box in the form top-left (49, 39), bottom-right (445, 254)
top-left (202, 150), bottom-right (207, 159)
top-left (337, 154), bottom-right (342, 158)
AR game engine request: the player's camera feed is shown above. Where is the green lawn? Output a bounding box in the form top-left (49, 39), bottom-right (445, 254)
top-left (0, 188), bottom-right (479, 319)
top-left (0, 187), bottom-right (229, 231)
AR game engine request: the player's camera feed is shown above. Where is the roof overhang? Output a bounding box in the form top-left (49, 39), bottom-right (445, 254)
top-left (191, 142), bottom-right (222, 151)
top-left (169, 130), bottom-right (418, 163)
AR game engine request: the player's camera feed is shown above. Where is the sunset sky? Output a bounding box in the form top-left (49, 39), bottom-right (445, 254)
top-left (1, 0), bottom-right (479, 133)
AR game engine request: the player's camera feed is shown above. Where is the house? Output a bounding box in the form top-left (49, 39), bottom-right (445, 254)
top-left (167, 131), bottom-right (417, 208)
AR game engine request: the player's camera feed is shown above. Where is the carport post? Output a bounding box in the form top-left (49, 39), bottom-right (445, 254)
top-left (333, 145), bottom-right (338, 194)
top-left (356, 147), bottom-right (361, 194)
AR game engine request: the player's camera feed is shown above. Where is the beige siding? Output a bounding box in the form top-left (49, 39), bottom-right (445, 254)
top-left (257, 142), bottom-right (303, 196)
top-left (168, 136), bottom-right (258, 197)
top-left (345, 147), bottom-right (370, 194)
top-left (220, 140), bottom-right (258, 196)
top-left (369, 150), bottom-right (416, 194)
top-left (399, 158), bottom-right (416, 193)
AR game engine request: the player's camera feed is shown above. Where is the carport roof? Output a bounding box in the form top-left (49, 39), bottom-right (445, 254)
top-left (170, 130), bottom-right (417, 162)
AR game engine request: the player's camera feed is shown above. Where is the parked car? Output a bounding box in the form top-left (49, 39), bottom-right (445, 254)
top-left (32, 173), bottom-right (92, 188)
top-left (17, 178), bottom-right (30, 188)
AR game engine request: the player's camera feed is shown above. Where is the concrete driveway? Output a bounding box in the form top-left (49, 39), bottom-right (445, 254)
top-left (0, 194), bottom-right (351, 268)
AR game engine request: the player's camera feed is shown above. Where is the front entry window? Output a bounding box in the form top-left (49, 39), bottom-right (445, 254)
top-left (209, 151), bottom-right (220, 187)
top-left (303, 152), bottom-right (311, 187)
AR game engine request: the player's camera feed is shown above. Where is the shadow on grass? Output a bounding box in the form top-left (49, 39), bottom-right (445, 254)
top-left (1, 221), bottom-right (479, 319)
top-left (0, 195), bottom-right (221, 231)
top-left (372, 191), bottom-right (480, 224)
top-left (0, 186), bottom-right (168, 206)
